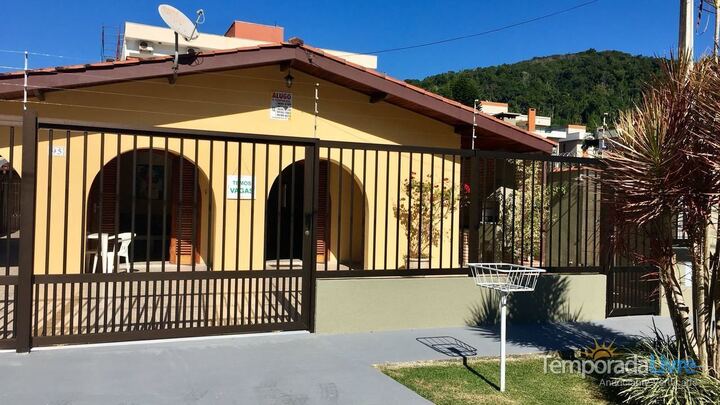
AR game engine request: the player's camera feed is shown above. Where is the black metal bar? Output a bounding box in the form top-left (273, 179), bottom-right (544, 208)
top-left (395, 152), bottom-right (402, 270)
top-left (263, 144), bottom-right (269, 270)
top-left (450, 154), bottom-right (456, 266)
top-left (283, 145), bottom-right (296, 268)
top-left (510, 159), bottom-right (517, 263)
top-left (302, 144), bottom-right (318, 331)
top-left (44, 129), bottom-right (53, 276)
top-left (111, 135), bottom-right (121, 332)
top-left (161, 137), bottom-right (168, 273)
top-left (62, 130), bottom-right (71, 275)
top-left (439, 154), bottom-right (445, 269)
top-left (130, 135), bottom-right (138, 271)
top-left (60, 130), bottom-right (71, 335)
top-left (222, 141), bottom-right (228, 272)
top-left (38, 121), bottom-right (317, 147)
top-left (177, 139), bottom-right (183, 272)
top-left (418, 153), bottom-right (425, 269)
top-left (324, 148), bottom-right (330, 272)
top-left (16, 110), bottom-right (38, 353)
top-left (468, 153), bottom-right (481, 263)
top-left (4, 127), bottom-right (13, 277)
top-left (491, 158), bottom-right (498, 262)
top-left (583, 166), bottom-right (590, 267)
top-left (405, 152), bottom-right (413, 269)
top-left (192, 139), bottom-right (199, 273)
top-left (347, 149), bottom-right (354, 268)
top-left (276, 145), bottom-right (282, 269)
top-left (236, 142), bottom-right (242, 272)
top-left (540, 161), bottom-right (546, 267)
top-left (500, 159), bottom-right (507, 261)
top-left (146, 137), bottom-right (153, 272)
top-left (519, 160), bottom-right (526, 264)
top-left (479, 157), bottom-right (487, 262)
top-left (249, 143), bottom-right (256, 270)
top-left (530, 161), bottom-right (536, 265)
top-left (555, 162), bottom-right (562, 267)
top-left (315, 268), bottom-right (469, 278)
top-left (383, 150), bottom-right (390, 270)
top-left (428, 154), bottom-right (434, 267)
top-left (338, 149), bottom-right (344, 270)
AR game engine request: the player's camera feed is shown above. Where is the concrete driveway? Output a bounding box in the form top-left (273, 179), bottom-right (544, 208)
top-left (0, 316), bottom-right (673, 405)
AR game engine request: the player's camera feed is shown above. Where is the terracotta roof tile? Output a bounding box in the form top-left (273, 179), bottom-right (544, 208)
top-left (0, 42), bottom-right (555, 149)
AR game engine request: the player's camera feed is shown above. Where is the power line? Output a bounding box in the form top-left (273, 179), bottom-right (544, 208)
top-left (0, 49), bottom-right (87, 61)
top-left (357, 0), bottom-right (601, 55)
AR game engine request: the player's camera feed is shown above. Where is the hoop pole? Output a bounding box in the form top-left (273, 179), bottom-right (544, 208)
top-left (500, 292), bottom-right (507, 392)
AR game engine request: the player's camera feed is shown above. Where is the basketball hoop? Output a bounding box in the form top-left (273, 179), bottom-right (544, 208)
top-left (467, 263), bottom-right (546, 392)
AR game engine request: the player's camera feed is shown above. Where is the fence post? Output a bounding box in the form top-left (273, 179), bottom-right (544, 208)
top-left (16, 110), bottom-right (37, 353)
top-left (301, 143), bottom-right (318, 332)
top-left (599, 181), bottom-right (614, 273)
top-left (468, 152), bottom-right (481, 263)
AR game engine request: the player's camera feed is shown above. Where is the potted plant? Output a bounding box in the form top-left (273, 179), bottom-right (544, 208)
top-left (394, 173), bottom-right (459, 269)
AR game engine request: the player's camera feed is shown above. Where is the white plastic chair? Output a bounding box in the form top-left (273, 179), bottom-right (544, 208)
top-left (91, 232), bottom-right (134, 273)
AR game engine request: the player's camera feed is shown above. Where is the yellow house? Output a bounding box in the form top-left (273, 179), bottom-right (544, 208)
top-left (0, 34), bottom-right (557, 349)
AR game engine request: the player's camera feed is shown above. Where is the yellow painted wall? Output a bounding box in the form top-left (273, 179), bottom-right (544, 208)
top-left (0, 66), bottom-right (464, 274)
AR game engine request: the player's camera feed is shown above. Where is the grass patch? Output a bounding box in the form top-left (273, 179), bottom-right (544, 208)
top-left (378, 355), bottom-right (609, 405)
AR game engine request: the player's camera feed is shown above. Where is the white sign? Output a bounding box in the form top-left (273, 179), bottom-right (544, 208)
top-left (227, 175), bottom-right (255, 200)
top-left (52, 146), bottom-right (65, 157)
top-left (270, 91), bottom-right (292, 120)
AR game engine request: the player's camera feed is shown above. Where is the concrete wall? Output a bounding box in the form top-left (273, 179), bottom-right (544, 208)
top-left (314, 273), bottom-right (607, 333)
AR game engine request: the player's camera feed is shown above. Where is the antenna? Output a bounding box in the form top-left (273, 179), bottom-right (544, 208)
top-left (158, 4), bottom-right (205, 80)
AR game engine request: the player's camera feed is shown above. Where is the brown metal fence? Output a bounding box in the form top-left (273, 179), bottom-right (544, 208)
top-left (312, 142), bottom-right (606, 277)
top-left (0, 112), bottom-right (661, 351)
top-left (0, 123), bottom-right (18, 349)
top-left (10, 114), bottom-right (317, 350)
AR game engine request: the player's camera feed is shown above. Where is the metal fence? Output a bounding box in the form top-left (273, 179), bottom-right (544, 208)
top-left (0, 112), bottom-right (658, 351)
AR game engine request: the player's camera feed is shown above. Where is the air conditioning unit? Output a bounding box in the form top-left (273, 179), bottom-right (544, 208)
top-left (138, 41), bottom-right (154, 53)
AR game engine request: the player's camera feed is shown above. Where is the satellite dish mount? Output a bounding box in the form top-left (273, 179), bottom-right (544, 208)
top-left (158, 4), bottom-right (205, 82)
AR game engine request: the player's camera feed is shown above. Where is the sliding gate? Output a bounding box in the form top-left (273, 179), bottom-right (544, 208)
top-left (10, 113), bottom-right (318, 350)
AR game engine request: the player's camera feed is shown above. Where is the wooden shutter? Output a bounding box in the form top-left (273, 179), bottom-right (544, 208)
top-left (98, 160), bottom-right (118, 233)
top-left (316, 161), bottom-right (330, 261)
top-left (170, 159), bottom-right (200, 265)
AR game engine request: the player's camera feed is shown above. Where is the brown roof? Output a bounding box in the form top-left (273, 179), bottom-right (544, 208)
top-left (0, 42), bottom-right (555, 153)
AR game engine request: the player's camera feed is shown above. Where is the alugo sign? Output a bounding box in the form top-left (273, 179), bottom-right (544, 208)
top-left (227, 175), bottom-right (255, 199)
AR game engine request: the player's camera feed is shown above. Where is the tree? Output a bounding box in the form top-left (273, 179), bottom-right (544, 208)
top-left (409, 50), bottom-right (662, 131)
top-left (602, 55), bottom-right (720, 377)
top-left (449, 75), bottom-right (479, 107)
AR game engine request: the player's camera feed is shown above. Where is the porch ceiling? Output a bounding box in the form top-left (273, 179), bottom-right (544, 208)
top-left (0, 43), bottom-right (555, 153)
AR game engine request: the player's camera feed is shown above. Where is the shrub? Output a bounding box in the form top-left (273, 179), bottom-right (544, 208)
top-left (610, 328), bottom-right (720, 405)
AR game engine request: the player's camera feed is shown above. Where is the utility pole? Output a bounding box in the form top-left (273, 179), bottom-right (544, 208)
top-left (679, 0), bottom-right (694, 63)
top-left (714, 1), bottom-right (720, 60)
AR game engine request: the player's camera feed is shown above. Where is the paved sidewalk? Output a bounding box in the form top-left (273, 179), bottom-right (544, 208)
top-left (0, 316), bottom-right (673, 405)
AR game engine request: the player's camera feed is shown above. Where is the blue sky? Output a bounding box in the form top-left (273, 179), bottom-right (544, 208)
top-left (0, 0), bottom-right (716, 79)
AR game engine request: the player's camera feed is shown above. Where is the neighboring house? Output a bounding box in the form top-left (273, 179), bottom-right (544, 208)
top-left (120, 20), bottom-right (378, 70)
top-left (479, 100), bottom-right (607, 157)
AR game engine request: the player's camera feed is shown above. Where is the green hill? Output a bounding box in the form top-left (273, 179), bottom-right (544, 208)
top-left (407, 49), bottom-right (662, 130)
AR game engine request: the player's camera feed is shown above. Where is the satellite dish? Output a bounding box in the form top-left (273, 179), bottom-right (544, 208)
top-left (158, 4), bottom-right (205, 81)
top-left (158, 4), bottom-right (201, 41)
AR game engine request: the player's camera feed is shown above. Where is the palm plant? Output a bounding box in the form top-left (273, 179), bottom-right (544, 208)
top-left (602, 54), bottom-right (720, 377)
